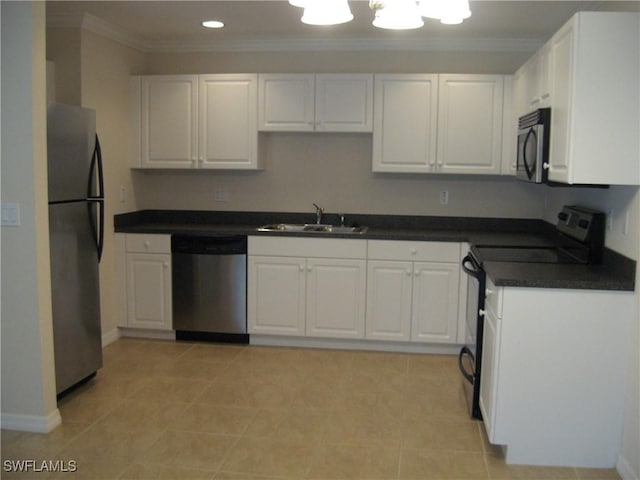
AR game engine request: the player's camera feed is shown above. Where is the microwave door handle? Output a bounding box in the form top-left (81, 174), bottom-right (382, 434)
top-left (523, 128), bottom-right (537, 179)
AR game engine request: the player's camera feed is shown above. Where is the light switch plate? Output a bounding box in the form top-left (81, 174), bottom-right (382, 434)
top-left (1, 203), bottom-right (20, 226)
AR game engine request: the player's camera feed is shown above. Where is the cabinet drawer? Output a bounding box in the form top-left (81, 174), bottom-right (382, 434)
top-left (248, 236), bottom-right (366, 259)
top-left (484, 277), bottom-right (503, 319)
top-left (125, 234), bottom-right (171, 254)
top-left (367, 240), bottom-right (460, 262)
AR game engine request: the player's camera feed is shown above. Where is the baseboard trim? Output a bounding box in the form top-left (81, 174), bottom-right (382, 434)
top-left (118, 327), bottom-right (176, 341)
top-left (250, 335), bottom-right (461, 355)
top-left (101, 328), bottom-right (120, 347)
top-left (617, 453), bottom-right (638, 480)
top-left (1, 409), bottom-right (62, 433)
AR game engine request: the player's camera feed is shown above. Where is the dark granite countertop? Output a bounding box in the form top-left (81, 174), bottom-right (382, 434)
top-left (114, 210), bottom-right (636, 291)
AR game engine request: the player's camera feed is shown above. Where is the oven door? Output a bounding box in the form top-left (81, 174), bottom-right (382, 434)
top-left (459, 253), bottom-right (485, 420)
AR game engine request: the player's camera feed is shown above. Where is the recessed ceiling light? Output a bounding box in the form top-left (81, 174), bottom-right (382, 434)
top-left (202, 20), bottom-right (224, 29)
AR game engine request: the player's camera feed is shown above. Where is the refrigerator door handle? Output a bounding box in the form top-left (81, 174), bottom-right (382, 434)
top-left (88, 134), bottom-right (104, 200)
top-left (87, 134), bottom-right (104, 262)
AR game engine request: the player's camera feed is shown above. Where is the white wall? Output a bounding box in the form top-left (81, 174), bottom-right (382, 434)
top-left (79, 29), bottom-right (145, 344)
top-left (135, 132), bottom-right (545, 218)
top-left (1, 1), bottom-right (60, 432)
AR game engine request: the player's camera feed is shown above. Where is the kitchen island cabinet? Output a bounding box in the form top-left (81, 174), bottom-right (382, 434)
top-left (480, 277), bottom-right (634, 467)
top-left (248, 236), bottom-right (367, 339)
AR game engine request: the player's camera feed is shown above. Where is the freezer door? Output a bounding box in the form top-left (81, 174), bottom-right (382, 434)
top-left (49, 202), bottom-right (103, 394)
top-left (47, 104), bottom-right (97, 202)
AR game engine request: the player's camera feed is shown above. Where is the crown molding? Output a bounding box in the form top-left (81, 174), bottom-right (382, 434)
top-left (47, 13), bottom-right (147, 51)
top-left (47, 13), bottom-right (541, 54)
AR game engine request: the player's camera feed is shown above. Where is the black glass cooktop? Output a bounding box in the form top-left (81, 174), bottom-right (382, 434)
top-left (471, 245), bottom-right (589, 265)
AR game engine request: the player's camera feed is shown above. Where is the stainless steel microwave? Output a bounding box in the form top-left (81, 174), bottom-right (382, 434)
top-left (516, 108), bottom-right (551, 183)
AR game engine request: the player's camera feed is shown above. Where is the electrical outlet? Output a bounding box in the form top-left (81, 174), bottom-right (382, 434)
top-left (214, 187), bottom-right (229, 202)
top-left (439, 190), bottom-right (449, 205)
top-left (119, 186), bottom-right (127, 203)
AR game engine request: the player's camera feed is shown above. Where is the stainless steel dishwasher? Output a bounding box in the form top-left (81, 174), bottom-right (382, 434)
top-left (172, 235), bottom-right (248, 343)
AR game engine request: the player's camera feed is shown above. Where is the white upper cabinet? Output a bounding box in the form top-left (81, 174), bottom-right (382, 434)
top-left (315, 74), bottom-right (373, 132)
top-left (546, 12), bottom-right (640, 185)
top-left (372, 74), bottom-right (438, 173)
top-left (258, 74), bottom-right (315, 131)
top-left (437, 75), bottom-right (504, 175)
top-left (133, 74), bottom-right (260, 170)
top-left (373, 74), bottom-right (506, 175)
top-left (140, 75), bottom-right (198, 168)
top-left (199, 74), bottom-right (258, 169)
top-left (258, 73), bottom-right (373, 132)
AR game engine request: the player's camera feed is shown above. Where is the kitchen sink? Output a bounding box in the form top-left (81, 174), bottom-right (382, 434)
top-left (256, 223), bottom-right (368, 234)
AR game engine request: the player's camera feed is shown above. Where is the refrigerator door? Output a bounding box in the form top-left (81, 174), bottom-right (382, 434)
top-left (49, 201), bottom-right (103, 394)
top-left (47, 104), bottom-right (97, 203)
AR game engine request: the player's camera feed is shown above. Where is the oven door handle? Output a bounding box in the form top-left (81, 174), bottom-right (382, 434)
top-left (461, 254), bottom-right (480, 279)
top-left (458, 346), bottom-right (475, 385)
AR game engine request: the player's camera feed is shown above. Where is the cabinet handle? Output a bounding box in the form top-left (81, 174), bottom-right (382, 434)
top-left (486, 288), bottom-right (494, 296)
top-left (543, 162), bottom-right (550, 170)
top-left (479, 309), bottom-right (486, 317)
top-left (299, 265), bottom-right (305, 272)
top-left (307, 266), bottom-right (313, 272)
top-left (144, 240), bottom-right (151, 248)
top-left (406, 269), bottom-right (412, 276)
top-left (163, 262), bottom-right (169, 268)
top-left (411, 248), bottom-right (417, 255)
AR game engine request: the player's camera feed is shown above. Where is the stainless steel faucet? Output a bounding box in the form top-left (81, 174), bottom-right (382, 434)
top-left (313, 203), bottom-right (324, 224)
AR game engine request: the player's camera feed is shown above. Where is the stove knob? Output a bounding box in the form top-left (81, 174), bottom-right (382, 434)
top-left (558, 212), bottom-right (569, 221)
top-left (578, 219), bottom-right (590, 229)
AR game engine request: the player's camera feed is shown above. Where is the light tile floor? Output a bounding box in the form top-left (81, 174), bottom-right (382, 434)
top-left (1, 339), bottom-right (622, 480)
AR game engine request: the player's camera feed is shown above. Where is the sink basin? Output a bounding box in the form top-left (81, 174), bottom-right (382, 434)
top-left (256, 224), bottom-right (368, 234)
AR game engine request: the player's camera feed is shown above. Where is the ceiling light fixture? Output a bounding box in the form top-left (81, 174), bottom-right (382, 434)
top-left (419, 0), bottom-right (471, 25)
top-left (289, 0), bottom-right (472, 28)
top-left (370, 0), bottom-right (423, 30)
top-left (202, 20), bottom-right (225, 29)
top-left (299, 0), bottom-right (354, 26)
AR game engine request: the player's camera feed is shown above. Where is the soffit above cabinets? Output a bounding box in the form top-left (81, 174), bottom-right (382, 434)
top-left (45, 0), bottom-right (637, 53)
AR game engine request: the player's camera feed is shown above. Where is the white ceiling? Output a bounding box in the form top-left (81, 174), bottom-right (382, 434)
top-left (45, 0), bottom-right (640, 51)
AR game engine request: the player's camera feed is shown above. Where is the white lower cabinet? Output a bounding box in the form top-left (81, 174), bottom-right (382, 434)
top-left (118, 233), bottom-right (172, 331)
top-left (479, 278), bottom-right (635, 467)
top-left (248, 236), bottom-right (367, 339)
top-left (247, 256), bottom-right (306, 336)
top-left (366, 241), bottom-right (461, 343)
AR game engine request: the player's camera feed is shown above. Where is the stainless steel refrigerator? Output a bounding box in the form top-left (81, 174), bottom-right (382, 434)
top-left (47, 104), bottom-right (104, 395)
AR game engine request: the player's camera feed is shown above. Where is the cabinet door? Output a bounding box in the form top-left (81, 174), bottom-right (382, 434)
top-left (248, 256), bottom-right (306, 336)
top-left (140, 75), bottom-right (198, 168)
top-left (126, 253), bottom-right (172, 330)
top-left (372, 74), bottom-right (438, 173)
top-left (479, 306), bottom-right (500, 443)
top-left (199, 74), bottom-right (259, 169)
top-left (306, 258), bottom-right (366, 339)
top-left (437, 75), bottom-right (503, 175)
top-left (315, 74), bottom-right (373, 132)
top-left (365, 260), bottom-right (412, 341)
top-left (547, 21), bottom-right (574, 183)
top-left (411, 262), bottom-right (459, 343)
top-left (258, 74), bottom-right (315, 131)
